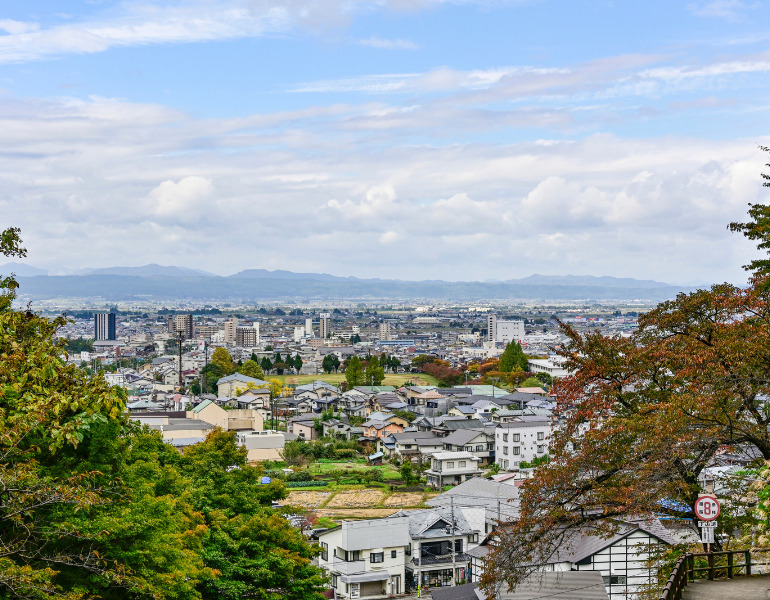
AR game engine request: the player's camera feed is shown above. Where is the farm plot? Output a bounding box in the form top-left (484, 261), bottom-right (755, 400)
top-left (326, 489), bottom-right (385, 508)
top-left (286, 491), bottom-right (331, 508)
top-left (383, 492), bottom-right (425, 507)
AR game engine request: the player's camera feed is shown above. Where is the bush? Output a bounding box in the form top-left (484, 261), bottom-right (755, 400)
top-left (286, 480), bottom-right (329, 488)
top-left (289, 469), bottom-right (313, 482)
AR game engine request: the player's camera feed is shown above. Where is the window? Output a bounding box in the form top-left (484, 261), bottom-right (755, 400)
top-left (464, 445), bottom-right (473, 451)
top-left (344, 550), bottom-right (360, 562)
top-left (405, 544), bottom-right (412, 556)
top-left (320, 542), bottom-right (328, 561)
top-left (447, 461), bottom-right (455, 468)
top-left (537, 445), bottom-right (545, 453)
top-left (513, 433), bottom-right (520, 442)
top-left (503, 433), bottom-right (509, 442)
top-left (537, 431), bottom-right (545, 441)
top-left (370, 552), bottom-right (384, 563)
top-left (503, 446), bottom-right (509, 455)
top-left (476, 445), bottom-right (483, 452)
top-left (459, 461), bottom-right (466, 467)
top-left (513, 447), bottom-right (520, 455)
top-left (332, 575), bottom-right (338, 588)
top-left (602, 575), bottom-right (627, 586)
top-left (391, 550), bottom-right (397, 558)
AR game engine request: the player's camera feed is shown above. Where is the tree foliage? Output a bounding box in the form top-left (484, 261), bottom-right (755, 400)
top-left (498, 341), bottom-right (529, 373)
top-left (483, 186), bottom-right (770, 598)
top-left (211, 347), bottom-right (236, 375)
top-left (345, 356), bottom-right (365, 388)
top-left (0, 228), bottom-right (327, 600)
top-left (238, 359), bottom-right (265, 380)
top-left (322, 354), bottom-right (340, 374)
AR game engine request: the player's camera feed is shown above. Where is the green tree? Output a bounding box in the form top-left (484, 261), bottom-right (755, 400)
top-left (345, 356), bottom-right (365, 388)
top-left (482, 188), bottom-right (770, 597)
top-left (322, 354), bottom-right (340, 374)
top-left (239, 359), bottom-right (265, 380)
top-left (260, 356), bottom-right (273, 374)
top-left (364, 354), bottom-right (385, 386)
top-left (498, 340), bottom-right (529, 373)
top-left (211, 347), bottom-right (236, 375)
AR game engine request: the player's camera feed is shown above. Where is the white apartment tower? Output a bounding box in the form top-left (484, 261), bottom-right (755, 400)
top-left (305, 318), bottom-right (314, 338)
top-left (378, 322), bottom-right (392, 341)
top-left (487, 313), bottom-right (525, 344)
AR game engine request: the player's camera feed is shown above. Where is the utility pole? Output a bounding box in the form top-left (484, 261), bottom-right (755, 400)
top-left (177, 331), bottom-right (184, 390)
top-left (202, 339), bottom-right (208, 396)
top-left (451, 495), bottom-right (457, 587)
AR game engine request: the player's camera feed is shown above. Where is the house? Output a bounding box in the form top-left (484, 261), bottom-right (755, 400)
top-left (187, 399), bottom-right (264, 431)
top-left (317, 515), bottom-right (411, 599)
top-left (426, 452), bottom-right (483, 488)
top-left (288, 413), bottom-right (318, 440)
top-left (495, 419), bottom-right (551, 470)
top-left (426, 478), bottom-right (520, 535)
top-left (394, 505), bottom-right (485, 591)
top-left (447, 405), bottom-right (477, 419)
top-left (389, 431), bottom-right (444, 464)
top-left (467, 517), bottom-right (675, 600)
top-left (216, 373), bottom-right (269, 397)
top-left (441, 429), bottom-right (495, 466)
top-left (236, 429), bottom-right (295, 462)
top-left (430, 572), bottom-right (609, 600)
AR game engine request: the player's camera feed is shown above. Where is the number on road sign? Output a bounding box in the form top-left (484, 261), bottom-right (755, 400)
top-left (695, 495), bottom-right (720, 521)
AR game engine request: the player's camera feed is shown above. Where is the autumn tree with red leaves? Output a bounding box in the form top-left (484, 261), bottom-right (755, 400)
top-left (482, 148), bottom-right (770, 598)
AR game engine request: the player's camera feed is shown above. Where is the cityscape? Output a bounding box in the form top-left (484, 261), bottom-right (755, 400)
top-left (2, 0), bottom-right (770, 599)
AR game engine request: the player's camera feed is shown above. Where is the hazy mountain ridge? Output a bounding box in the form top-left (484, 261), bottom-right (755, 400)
top-left (10, 268), bottom-right (693, 302)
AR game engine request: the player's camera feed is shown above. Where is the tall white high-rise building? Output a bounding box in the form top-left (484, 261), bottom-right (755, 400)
top-left (487, 314), bottom-right (525, 344)
top-left (378, 322), bottom-right (392, 341)
top-left (305, 318), bottom-right (314, 338)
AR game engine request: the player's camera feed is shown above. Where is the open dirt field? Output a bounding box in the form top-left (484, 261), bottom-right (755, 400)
top-left (383, 492), bottom-right (425, 507)
top-left (315, 508), bottom-right (402, 519)
top-left (326, 489), bottom-right (385, 508)
top-left (286, 491), bottom-right (331, 508)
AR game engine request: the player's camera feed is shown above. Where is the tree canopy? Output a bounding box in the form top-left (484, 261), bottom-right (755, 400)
top-left (498, 340), bottom-right (529, 373)
top-left (238, 359), bottom-right (265, 380)
top-left (0, 228), bottom-right (328, 600)
top-left (482, 159), bottom-right (770, 598)
top-left (345, 356), bottom-right (365, 387)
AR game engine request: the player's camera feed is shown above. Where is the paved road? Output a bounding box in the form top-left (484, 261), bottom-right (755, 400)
top-left (683, 574), bottom-right (770, 599)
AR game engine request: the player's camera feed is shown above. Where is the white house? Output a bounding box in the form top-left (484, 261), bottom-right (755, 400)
top-left (426, 452), bottom-right (482, 488)
top-left (495, 419), bottom-right (551, 470)
top-left (467, 517), bottom-right (675, 600)
top-left (318, 516), bottom-right (411, 599)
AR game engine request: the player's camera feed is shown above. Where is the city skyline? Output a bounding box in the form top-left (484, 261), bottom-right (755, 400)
top-left (1, 1), bottom-right (769, 285)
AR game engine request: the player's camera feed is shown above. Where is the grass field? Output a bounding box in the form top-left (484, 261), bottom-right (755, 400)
top-left (309, 460), bottom-right (401, 480)
top-left (269, 373), bottom-right (440, 387)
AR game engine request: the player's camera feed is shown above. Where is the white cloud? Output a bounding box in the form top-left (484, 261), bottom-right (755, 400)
top-left (148, 176), bottom-right (214, 223)
top-left (357, 36), bottom-right (419, 50)
top-left (688, 1), bottom-right (764, 21)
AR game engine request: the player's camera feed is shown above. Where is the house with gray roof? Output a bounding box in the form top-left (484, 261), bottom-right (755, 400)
top-left (468, 517), bottom-right (675, 600)
top-left (426, 451), bottom-right (483, 488)
top-left (441, 428), bottom-right (495, 466)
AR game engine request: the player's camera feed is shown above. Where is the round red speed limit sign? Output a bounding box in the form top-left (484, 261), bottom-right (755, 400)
top-left (695, 495), bottom-right (720, 521)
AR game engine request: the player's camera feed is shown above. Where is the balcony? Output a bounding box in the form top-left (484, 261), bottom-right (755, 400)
top-left (328, 556), bottom-right (366, 575)
top-left (412, 553), bottom-right (470, 566)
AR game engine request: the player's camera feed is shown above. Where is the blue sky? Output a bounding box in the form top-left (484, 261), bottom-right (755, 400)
top-left (1, 0), bottom-right (769, 284)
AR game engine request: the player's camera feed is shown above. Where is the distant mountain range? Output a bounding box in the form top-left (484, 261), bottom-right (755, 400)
top-left (0, 263), bottom-right (697, 302)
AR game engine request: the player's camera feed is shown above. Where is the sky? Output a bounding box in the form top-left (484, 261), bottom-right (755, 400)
top-left (1, 0), bottom-right (769, 285)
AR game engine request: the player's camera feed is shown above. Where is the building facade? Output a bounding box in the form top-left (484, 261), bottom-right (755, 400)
top-left (94, 312), bottom-right (116, 341)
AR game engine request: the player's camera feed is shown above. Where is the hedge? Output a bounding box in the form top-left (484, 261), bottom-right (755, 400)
top-left (286, 480), bottom-right (329, 488)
